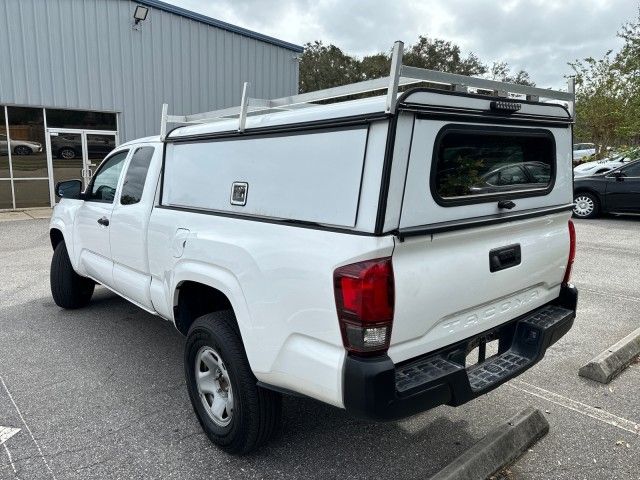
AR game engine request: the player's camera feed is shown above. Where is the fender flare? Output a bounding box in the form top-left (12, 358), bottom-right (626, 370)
top-left (170, 260), bottom-right (261, 370)
top-left (49, 216), bottom-right (79, 269)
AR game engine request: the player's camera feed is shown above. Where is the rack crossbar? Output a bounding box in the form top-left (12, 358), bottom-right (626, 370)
top-left (400, 65), bottom-right (574, 102)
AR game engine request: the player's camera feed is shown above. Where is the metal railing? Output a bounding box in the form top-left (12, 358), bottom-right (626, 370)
top-left (160, 40), bottom-right (575, 139)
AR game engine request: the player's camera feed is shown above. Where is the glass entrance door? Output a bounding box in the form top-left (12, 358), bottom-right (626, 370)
top-left (86, 133), bottom-right (117, 182)
top-left (50, 131), bottom-right (84, 187)
top-left (47, 129), bottom-right (118, 195)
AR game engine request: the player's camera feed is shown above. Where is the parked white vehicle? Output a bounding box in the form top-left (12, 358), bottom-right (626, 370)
top-left (0, 133), bottom-right (43, 155)
top-left (573, 142), bottom-right (596, 161)
top-left (573, 155), bottom-right (631, 178)
top-left (49, 42), bottom-right (578, 454)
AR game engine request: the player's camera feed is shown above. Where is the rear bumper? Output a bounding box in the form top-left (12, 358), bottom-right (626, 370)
top-left (343, 284), bottom-right (577, 421)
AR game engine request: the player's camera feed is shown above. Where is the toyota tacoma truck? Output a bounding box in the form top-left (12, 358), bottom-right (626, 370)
top-left (49, 42), bottom-right (578, 454)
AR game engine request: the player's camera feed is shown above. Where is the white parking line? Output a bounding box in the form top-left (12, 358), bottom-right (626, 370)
top-left (0, 376), bottom-right (57, 480)
top-left (578, 287), bottom-right (640, 303)
top-left (508, 379), bottom-right (640, 436)
top-left (4, 444), bottom-right (16, 474)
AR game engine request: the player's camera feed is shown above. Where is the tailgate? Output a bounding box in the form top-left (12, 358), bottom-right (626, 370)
top-left (389, 212), bottom-right (570, 363)
top-left (387, 116), bottom-right (573, 364)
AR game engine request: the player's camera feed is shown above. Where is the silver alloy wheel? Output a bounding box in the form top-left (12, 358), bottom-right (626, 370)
top-left (574, 195), bottom-right (595, 217)
top-left (60, 148), bottom-right (76, 159)
top-left (195, 346), bottom-right (234, 427)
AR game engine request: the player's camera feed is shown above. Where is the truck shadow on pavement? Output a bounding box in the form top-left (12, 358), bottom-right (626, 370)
top-left (2, 288), bottom-right (479, 479)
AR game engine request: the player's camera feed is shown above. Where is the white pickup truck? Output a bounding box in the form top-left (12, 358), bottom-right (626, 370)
top-left (49, 43), bottom-right (578, 454)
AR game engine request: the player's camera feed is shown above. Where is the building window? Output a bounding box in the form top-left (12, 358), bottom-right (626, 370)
top-left (0, 105), bottom-right (119, 210)
top-left (0, 107), bottom-right (10, 180)
top-left (46, 109), bottom-right (117, 131)
top-left (1, 106), bottom-right (14, 209)
top-left (0, 181), bottom-right (11, 209)
top-left (13, 179), bottom-right (50, 208)
top-left (6, 107), bottom-right (48, 179)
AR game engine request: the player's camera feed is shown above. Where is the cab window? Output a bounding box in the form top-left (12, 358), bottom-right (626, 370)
top-left (86, 150), bottom-right (128, 203)
top-left (120, 147), bottom-right (154, 205)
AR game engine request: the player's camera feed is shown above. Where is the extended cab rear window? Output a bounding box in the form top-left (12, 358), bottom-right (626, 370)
top-left (432, 126), bottom-right (555, 204)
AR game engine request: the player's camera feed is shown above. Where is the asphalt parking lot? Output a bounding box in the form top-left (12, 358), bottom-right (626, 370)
top-left (0, 216), bottom-right (638, 480)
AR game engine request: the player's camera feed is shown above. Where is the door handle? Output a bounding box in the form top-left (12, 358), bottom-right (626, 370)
top-left (498, 199), bottom-right (516, 210)
top-left (97, 217), bottom-right (110, 227)
top-left (489, 244), bottom-right (521, 272)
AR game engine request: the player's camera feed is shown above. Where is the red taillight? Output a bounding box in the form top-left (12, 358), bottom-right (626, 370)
top-left (563, 219), bottom-right (576, 284)
top-left (334, 257), bottom-right (394, 355)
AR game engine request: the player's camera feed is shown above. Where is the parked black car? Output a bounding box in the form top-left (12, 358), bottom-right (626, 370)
top-left (51, 135), bottom-right (115, 159)
top-left (573, 160), bottom-right (640, 218)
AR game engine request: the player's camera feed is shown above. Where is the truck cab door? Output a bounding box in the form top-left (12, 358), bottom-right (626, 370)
top-left (74, 149), bottom-right (129, 286)
top-left (605, 162), bottom-right (640, 213)
top-left (109, 145), bottom-right (160, 310)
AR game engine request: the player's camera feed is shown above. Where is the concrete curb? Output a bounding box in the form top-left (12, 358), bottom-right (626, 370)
top-left (429, 407), bottom-right (549, 480)
top-left (578, 327), bottom-right (640, 384)
top-left (0, 211), bottom-right (32, 222)
top-left (0, 208), bottom-right (51, 222)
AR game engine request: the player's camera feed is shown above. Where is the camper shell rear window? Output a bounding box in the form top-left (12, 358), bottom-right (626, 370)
top-left (431, 125), bottom-right (556, 206)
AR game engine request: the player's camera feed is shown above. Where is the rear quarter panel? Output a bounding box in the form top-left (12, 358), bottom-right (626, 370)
top-left (147, 207), bottom-right (394, 407)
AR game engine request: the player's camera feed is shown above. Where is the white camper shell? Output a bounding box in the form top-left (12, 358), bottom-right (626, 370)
top-left (50, 41), bottom-right (578, 454)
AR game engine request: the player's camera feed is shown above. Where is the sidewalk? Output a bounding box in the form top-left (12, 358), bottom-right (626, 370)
top-left (0, 208), bottom-right (52, 222)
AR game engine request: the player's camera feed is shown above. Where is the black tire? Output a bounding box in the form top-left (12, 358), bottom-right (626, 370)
top-left (58, 147), bottom-right (76, 159)
top-left (573, 192), bottom-right (600, 219)
top-left (50, 242), bottom-right (95, 309)
top-left (14, 145), bottom-right (32, 155)
top-left (185, 311), bottom-right (282, 454)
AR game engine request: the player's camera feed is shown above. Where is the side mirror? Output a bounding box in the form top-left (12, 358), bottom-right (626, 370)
top-left (613, 170), bottom-right (625, 181)
top-left (56, 179), bottom-right (83, 199)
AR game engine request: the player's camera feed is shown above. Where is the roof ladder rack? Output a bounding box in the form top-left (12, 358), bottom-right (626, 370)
top-left (160, 40), bottom-right (575, 140)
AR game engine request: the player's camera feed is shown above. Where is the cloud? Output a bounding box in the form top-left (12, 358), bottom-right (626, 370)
top-left (168, 0), bottom-right (638, 88)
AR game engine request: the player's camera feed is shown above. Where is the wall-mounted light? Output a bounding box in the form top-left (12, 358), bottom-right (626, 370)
top-left (133, 5), bottom-right (149, 25)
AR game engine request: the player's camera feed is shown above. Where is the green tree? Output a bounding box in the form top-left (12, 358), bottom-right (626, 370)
top-left (570, 52), bottom-right (630, 152)
top-left (359, 53), bottom-right (391, 80)
top-left (569, 8), bottom-right (640, 151)
top-left (615, 8), bottom-right (640, 141)
top-left (298, 36), bottom-right (534, 93)
top-left (298, 41), bottom-right (361, 93)
top-left (403, 36), bottom-right (486, 76)
top-left (615, 8), bottom-right (640, 82)
top-left (490, 61), bottom-right (536, 86)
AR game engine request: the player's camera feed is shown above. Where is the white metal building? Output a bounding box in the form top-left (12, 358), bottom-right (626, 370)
top-left (0, 0), bottom-right (302, 209)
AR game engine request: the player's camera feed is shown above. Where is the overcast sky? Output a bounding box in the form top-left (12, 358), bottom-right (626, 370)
top-left (169, 0), bottom-right (638, 89)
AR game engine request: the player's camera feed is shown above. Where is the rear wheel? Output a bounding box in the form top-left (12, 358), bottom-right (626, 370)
top-left (58, 147), bottom-right (76, 159)
top-left (50, 242), bottom-right (95, 308)
top-left (573, 192), bottom-right (599, 219)
top-left (184, 311), bottom-right (282, 454)
top-left (14, 145), bottom-right (32, 155)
